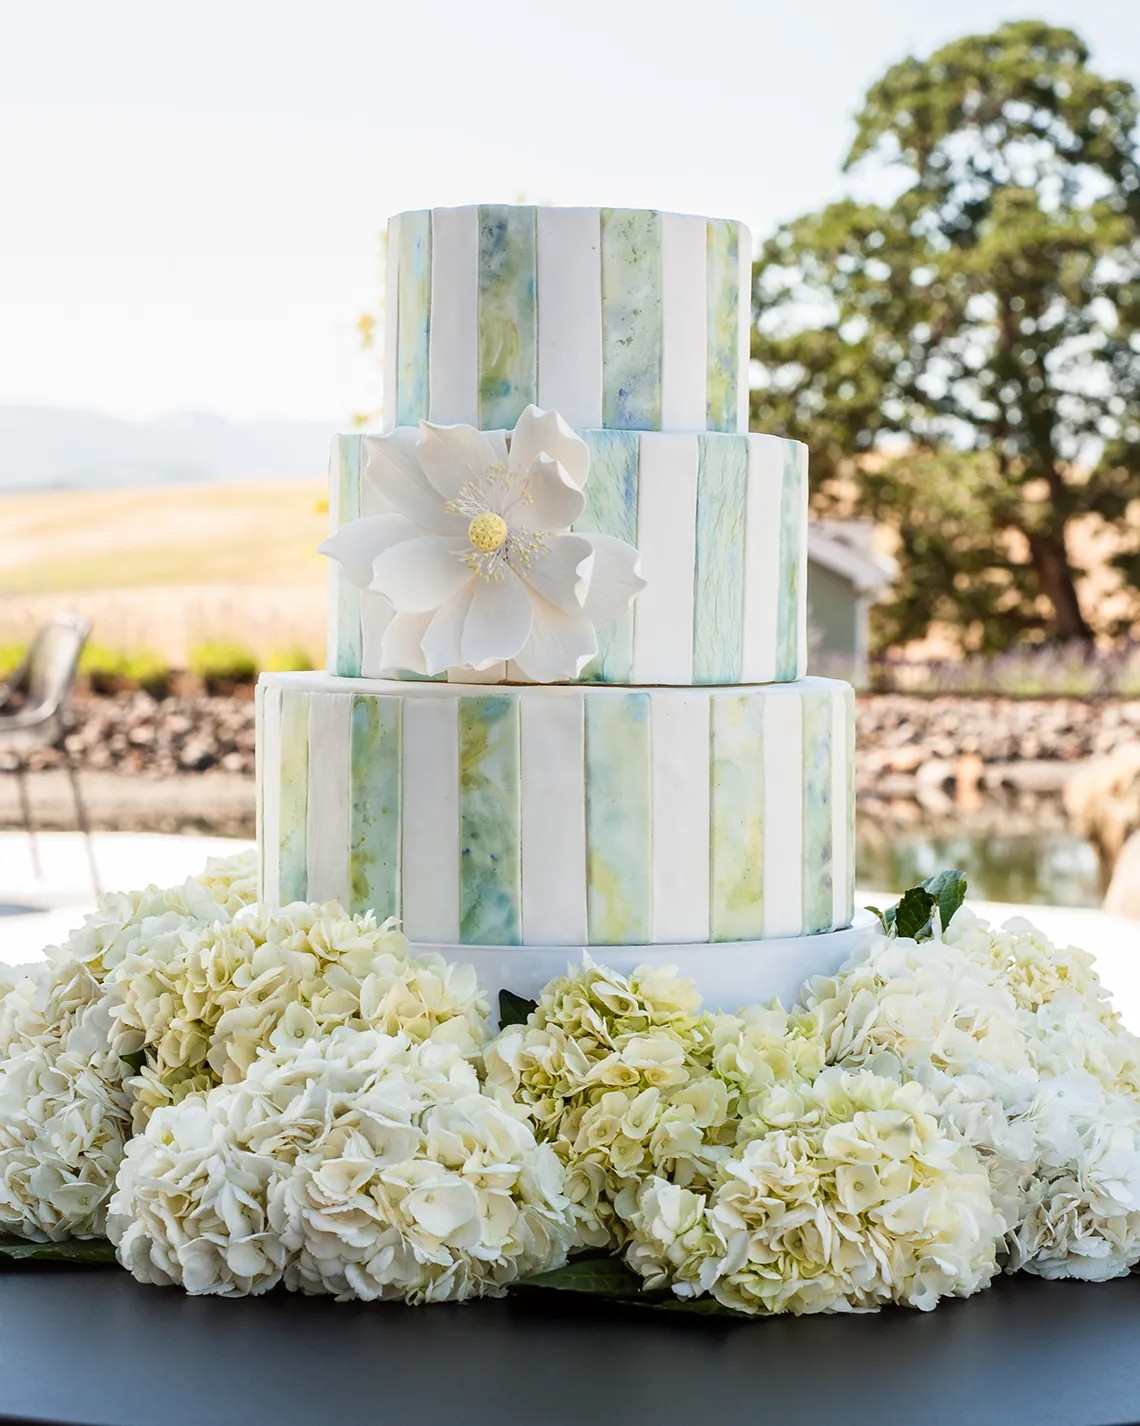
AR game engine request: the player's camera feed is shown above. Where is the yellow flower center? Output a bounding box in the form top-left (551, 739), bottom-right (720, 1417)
top-left (468, 512), bottom-right (508, 552)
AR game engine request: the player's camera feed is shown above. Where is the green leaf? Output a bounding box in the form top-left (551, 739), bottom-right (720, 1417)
top-left (922, 869), bottom-right (967, 932)
top-left (891, 886), bottom-right (937, 940)
top-left (650, 1296), bottom-right (747, 1318)
top-left (120, 1049), bottom-right (146, 1074)
top-left (517, 1254), bottom-right (644, 1299)
top-left (498, 989), bottom-right (537, 1029)
top-left (0, 1236), bottom-right (118, 1264)
top-left (866, 903), bottom-right (891, 932)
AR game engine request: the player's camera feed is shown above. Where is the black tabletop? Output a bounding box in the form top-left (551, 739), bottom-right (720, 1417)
top-left (1, 1268), bottom-right (1139, 1426)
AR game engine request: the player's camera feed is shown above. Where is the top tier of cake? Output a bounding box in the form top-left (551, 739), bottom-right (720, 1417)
top-left (383, 206), bottom-right (752, 435)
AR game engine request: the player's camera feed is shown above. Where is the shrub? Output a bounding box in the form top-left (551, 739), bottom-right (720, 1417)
top-left (264, 646), bottom-right (315, 673)
top-left (188, 641), bottom-right (259, 694)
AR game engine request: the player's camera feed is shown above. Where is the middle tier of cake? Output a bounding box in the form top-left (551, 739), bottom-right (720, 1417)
top-left (258, 672), bottom-right (854, 949)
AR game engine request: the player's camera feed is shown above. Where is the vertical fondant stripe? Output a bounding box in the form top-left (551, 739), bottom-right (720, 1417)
top-left (401, 695), bottom-right (460, 942)
top-left (349, 695), bottom-right (402, 920)
top-left (575, 430), bottom-right (639, 681)
top-left (260, 682), bottom-right (282, 908)
top-left (458, 695), bottom-right (521, 945)
top-left (478, 206), bottom-right (537, 429)
top-left (306, 693), bottom-right (351, 905)
top-left (652, 693), bottom-right (711, 942)
top-left (395, 209), bottom-right (431, 426)
top-left (332, 436), bottom-right (363, 678)
top-left (706, 220), bottom-right (740, 432)
top-left (736, 222), bottom-right (753, 433)
top-left (429, 206), bottom-right (479, 425)
top-left (632, 433), bottom-right (698, 684)
top-left (254, 680), bottom-right (266, 903)
top-left (797, 442), bottom-right (810, 679)
top-left (692, 435), bottom-right (747, 684)
top-left (585, 693), bottom-right (652, 944)
top-left (601, 208), bottom-right (662, 429)
top-left (762, 690), bottom-right (804, 937)
top-left (383, 215), bottom-right (400, 430)
top-left (537, 207), bottom-right (603, 427)
top-left (709, 693), bottom-right (766, 941)
top-left (520, 695), bottom-right (588, 943)
top-left (739, 435), bottom-right (784, 682)
top-left (776, 440), bottom-right (807, 681)
top-left (659, 213), bottom-right (708, 431)
top-left (831, 686), bottom-right (851, 932)
top-left (844, 682), bottom-right (857, 925)
top-left (802, 689), bottom-right (835, 932)
top-left (277, 690), bottom-right (310, 904)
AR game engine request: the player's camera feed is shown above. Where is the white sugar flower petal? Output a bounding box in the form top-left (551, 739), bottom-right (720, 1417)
top-left (509, 457), bottom-right (587, 533)
top-left (371, 535), bottom-right (473, 613)
top-left (462, 570), bottom-right (533, 668)
top-left (523, 534), bottom-right (596, 614)
top-left (362, 430), bottom-right (466, 535)
top-left (509, 406), bottom-right (589, 491)
top-left (513, 594), bottom-right (598, 683)
top-left (379, 612), bottom-right (434, 676)
top-left (417, 423), bottom-right (509, 504)
top-left (421, 585), bottom-right (476, 675)
top-left (577, 534), bottom-right (647, 621)
top-left (319, 515), bottom-right (429, 592)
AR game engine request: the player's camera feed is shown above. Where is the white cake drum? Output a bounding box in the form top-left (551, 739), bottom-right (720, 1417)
top-left (257, 672), bottom-right (855, 950)
top-left (327, 429), bottom-right (808, 687)
top-left (426, 913), bottom-right (879, 1027)
top-left (383, 206), bottom-right (752, 435)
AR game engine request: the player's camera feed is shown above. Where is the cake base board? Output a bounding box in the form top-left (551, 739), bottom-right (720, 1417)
top-left (412, 910), bottom-right (879, 1025)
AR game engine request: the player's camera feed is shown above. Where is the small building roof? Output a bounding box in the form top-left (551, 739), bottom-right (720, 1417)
top-left (808, 519), bottom-right (896, 595)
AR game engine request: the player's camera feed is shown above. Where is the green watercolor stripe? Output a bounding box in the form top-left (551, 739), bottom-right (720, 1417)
top-left (706, 221), bottom-right (740, 432)
top-left (458, 695), bottom-right (521, 945)
top-left (844, 684), bottom-right (856, 921)
top-left (334, 436), bottom-right (363, 677)
top-left (709, 694), bottom-right (765, 941)
top-left (277, 691), bottom-right (310, 903)
top-left (478, 206), bottom-right (537, 429)
top-left (802, 691), bottom-right (835, 932)
top-left (348, 695), bottom-right (402, 920)
top-left (692, 435), bottom-right (748, 684)
top-left (396, 210), bottom-right (432, 426)
top-left (776, 440), bottom-right (806, 680)
top-left (585, 693), bottom-right (652, 944)
top-left (601, 209), bottom-right (662, 429)
top-left (574, 430), bottom-right (640, 682)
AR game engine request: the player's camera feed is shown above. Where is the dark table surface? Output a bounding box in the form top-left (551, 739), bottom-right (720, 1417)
top-left (1, 1268), bottom-right (1139, 1426)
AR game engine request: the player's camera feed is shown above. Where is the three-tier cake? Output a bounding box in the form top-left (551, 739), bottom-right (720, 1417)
top-left (256, 206), bottom-right (873, 1009)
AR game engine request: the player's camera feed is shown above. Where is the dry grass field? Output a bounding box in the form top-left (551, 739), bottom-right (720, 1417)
top-left (0, 480), bottom-right (329, 663)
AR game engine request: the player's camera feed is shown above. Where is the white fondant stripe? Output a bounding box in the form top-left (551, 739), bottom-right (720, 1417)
top-left (382, 214), bottom-right (400, 431)
top-left (651, 691), bottom-right (711, 943)
top-left (428, 206), bottom-right (479, 425)
top-left (830, 684), bottom-right (849, 931)
top-left (259, 681), bottom-right (283, 909)
top-left (736, 222), bottom-right (752, 433)
top-left (762, 689), bottom-right (805, 938)
top-left (659, 213), bottom-right (708, 432)
top-left (359, 594), bottom-right (394, 679)
top-left (326, 441), bottom-right (341, 676)
top-left (632, 434), bottom-right (698, 684)
top-left (255, 680), bottom-right (266, 901)
top-left (520, 694), bottom-right (588, 944)
top-left (740, 435), bottom-right (784, 682)
top-left (306, 693), bottom-right (351, 903)
top-left (796, 443), bottom-right (810, 678)
top-left (400, 694), bottom-right (461, 942)
top-left (536, 207), bottom-right (603, 428)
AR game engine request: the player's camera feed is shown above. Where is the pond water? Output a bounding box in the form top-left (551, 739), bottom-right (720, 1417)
top-left (856, 823), bottom-right (1104, 909)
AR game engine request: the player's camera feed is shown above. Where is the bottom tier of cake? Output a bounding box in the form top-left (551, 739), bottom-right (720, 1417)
top-left (257, 672), bottom-right (855, 948)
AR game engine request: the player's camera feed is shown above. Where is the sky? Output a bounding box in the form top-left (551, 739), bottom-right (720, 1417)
top-left (2, 0), bottom-right (1139, 426)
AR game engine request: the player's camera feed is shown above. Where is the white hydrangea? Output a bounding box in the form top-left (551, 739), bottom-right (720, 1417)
top-left (111, 1028), bottom-right (575, 1302)
top-left (190, 849), bottom-right (260, 917)
top-left (946, 908), bottom-right (1113, 1019)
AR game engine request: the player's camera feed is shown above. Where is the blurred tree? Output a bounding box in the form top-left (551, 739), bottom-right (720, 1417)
top-left (751, 21), bottom-right (1140, 652)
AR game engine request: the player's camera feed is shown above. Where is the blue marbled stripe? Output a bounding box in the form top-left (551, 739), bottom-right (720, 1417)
top-left (458, 695), bottom-right (521, 945)
top-left (601, 209), bottom-right (662, 430)
top-left (844, 683), bottom-right (856, 924)
top-left (584, 693), bottom-right (652, 944)
top-left (709, 693), bottom-right (765, 941)
top-left (706, 220), bottom-right (740, 432)
top-left (802, 690), bottom-right (835, 932)
top-left (349, 694), bottom-right (402, 919)
top-left (574, 430), bottom-right (640, 682)
top-left (333, 436), bottom-right (363, 678)
top-left (478, 206), bottom-right (537, 430)
top-left (692, 434), bottom-right (748, 683)
top-left (396, 210), bottom-right (431, 426)
top-left (277, 691), bottom-right (309, 903)
top-left (776, 440), bottom-right (807, 681)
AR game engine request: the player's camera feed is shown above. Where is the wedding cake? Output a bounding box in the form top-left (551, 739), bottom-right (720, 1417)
top-left (256, 206), bottom-right (871, 1007)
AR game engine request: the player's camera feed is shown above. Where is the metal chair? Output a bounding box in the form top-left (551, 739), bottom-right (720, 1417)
top-left (0, 615), bottom-right (99, 894)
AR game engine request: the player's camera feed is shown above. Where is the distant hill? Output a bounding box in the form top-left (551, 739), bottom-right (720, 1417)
top-left (0, 407), bottom-right (339, 491)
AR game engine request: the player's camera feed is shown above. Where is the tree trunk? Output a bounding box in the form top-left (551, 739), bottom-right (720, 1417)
top-left (1027, 528), bottom-right (1094, 643)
